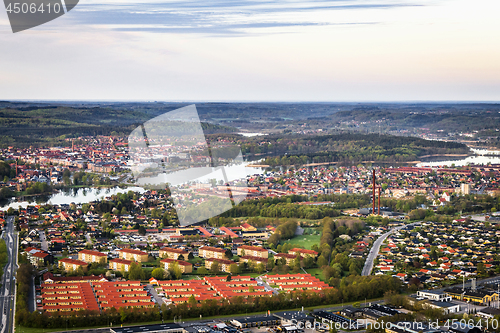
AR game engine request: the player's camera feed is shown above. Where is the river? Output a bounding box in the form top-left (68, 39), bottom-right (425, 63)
top-left (416, 149), bottom-right (500, 167)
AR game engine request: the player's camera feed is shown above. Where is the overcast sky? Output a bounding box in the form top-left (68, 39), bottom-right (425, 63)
top-left (0, 0), bottom-right (499, 102)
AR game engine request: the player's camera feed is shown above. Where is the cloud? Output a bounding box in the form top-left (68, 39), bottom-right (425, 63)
top-left (62, 0), bottom-right (421, 35)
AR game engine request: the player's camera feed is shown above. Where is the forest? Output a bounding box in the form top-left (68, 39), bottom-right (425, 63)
top-left (1, 101), bottom-right (496, 150)
top-left (236, 132), bottom-right (469, 165)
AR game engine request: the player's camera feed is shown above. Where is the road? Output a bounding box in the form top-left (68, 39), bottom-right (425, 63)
top-left (39, 230), bottom-right (48, 251)
top-left (145, 284), bottom-right (164, 306)
top-left (85, 233), bottom-right (93, 245)
top-left (361, 222), bottom-right (420, 276)
top-left (0, 216), bottom-right (18, 333)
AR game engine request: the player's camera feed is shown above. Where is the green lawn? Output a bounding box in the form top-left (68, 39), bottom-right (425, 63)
top-left (305, 268), bottom-right (326, 281)
top-left (185, 275), bottom-right (202, 280)
top-left (280, 234), bottom-right (320, 250)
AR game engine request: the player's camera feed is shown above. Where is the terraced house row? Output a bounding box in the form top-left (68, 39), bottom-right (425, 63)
top-left (151, 275), bottom-right (273, 304)
top-left (40, 281), bottom-right (155, 313)
top-left (262, 273), bottom-right (332, 291)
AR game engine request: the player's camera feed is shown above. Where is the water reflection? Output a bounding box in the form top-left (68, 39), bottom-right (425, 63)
top-left (0, 186), bottom-right (146, 210)
top-left (417, 151), bottom-right (500, 167)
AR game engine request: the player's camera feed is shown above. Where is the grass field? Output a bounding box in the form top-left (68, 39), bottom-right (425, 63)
top-left (280, 234), bottom-right (320, 250)
top-left (305, 268), bottom-right (326, 281)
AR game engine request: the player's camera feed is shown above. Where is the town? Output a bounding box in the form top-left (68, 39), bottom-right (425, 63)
top-left (1, 137), bottom-right (500, 333)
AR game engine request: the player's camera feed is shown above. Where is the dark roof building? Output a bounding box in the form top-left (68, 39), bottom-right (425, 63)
top-left (110, 323), bottom-right (184, 333)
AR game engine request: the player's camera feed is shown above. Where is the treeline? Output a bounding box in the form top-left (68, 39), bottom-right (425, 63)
top-left (15, 264), bottom-right (36, 325)
top-left (16, 274), bottom-right (402, 329)
top-left (316, 217), bottom-right (366, 280)
top-left (268, 220), bottom-right (298, 247)
top-left (221, 196), bottom-right (341, 220)
top-left (71, 170), bottom-right (113, 186)
top-left (379, 195), bottom-right (428, 213)
top-left (0, 240), bottom-right (7, 280)
top-left (25, 182), bottom-right (52, 195)
top-left (0, 161), bottom-right (14, 178)
top-left (437, 194), bottom-right (500, 215)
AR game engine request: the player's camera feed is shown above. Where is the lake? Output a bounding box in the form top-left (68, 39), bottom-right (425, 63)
top-left (0, 186), bottom-right (146, 211)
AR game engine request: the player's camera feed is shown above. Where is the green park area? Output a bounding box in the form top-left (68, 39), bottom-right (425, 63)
top-left (280, 228), bottom-right (321, 250)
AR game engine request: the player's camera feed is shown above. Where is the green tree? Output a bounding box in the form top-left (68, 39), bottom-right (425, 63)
top-left (168, 261), bottom-right (183, 279)
top-left (210, 261), bottom-right (220, 274)
top-left (197, 267), bottom-right (208, 275)
top-left (230, 264), bottom-right (240, 274)
top-left (128, 262), bottom-right (145, 280)
top-left (151, 268), bottom-right (166, 280)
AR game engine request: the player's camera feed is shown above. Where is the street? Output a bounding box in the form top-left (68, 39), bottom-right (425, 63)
top-left (39, 230), bottom-right (48, 252)
top-left (0, 216), bottom-right (18, 333)
top-left (361, 222), bottom-right (420, 276)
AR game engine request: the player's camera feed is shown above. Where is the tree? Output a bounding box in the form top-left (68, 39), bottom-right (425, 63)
top-left (168, 261), bottom-right (183, 279)
top-left (317, 255), bottom-right (328, 268)
top-left (477, 262), bottom-right (486, 275)
top-left (151, 268), bottom-right (166, 280)
top-left (230, 264), bottom-right (240, 274)
top-left (188, 294), bottom-right (197, 307)
top-left (210, 261), bottom-right (220, 274)
top-left (138, 226), bottom-right (146, 236)
top-left (303, 255), bottom-right (314, 269)
top-left (128, 262), bottom-right (145, 280)
top-left (197, 267), bottom-right (208, 275)
top-left (225, 249), bottom-right (233, 259)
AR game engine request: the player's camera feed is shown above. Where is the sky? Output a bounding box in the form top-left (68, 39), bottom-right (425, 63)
top-left (0, 0), bottom-right (499, 102)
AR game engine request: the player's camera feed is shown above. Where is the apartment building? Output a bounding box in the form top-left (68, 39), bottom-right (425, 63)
top-left (239, 255), bottom-right (268, 266)
top-left (274, 253), bottom-right (299, 265)
top-left (117, 248), bottom-right (149, 262)
top-left (58, 258), bottom-right (89, 272)
top-left (237, 245), bottom-right (268, 258)
top-left (161, 258), bottom-right (193, 273)
top-left (109, 258), bottom-right (134, 272)
top-left (159, 247), bottom-right (190, 260)
top-left (199, 246), bottom-right (228, 260)
top-left (78, 249), bottom-right (108, 264)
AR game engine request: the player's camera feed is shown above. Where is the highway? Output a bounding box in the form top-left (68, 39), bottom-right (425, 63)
top-left (361, 221), bottom-right (420, 276)
top-left (0, 216), bottom-right (18, 333)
